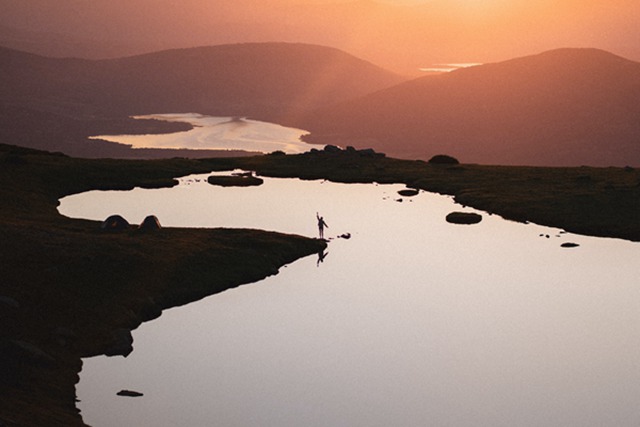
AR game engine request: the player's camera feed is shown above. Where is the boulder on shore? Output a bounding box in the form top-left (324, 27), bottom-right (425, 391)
top-left (139, 215), bottom-right (161, 230)
top-left (323, 144), bottom-right (342, 153)
top-left (101, 215), bottom-right (130, 231)
top-left (428, 154), bottom-right (460, 165)
top-left (446, 212), bottom-right (482, 225)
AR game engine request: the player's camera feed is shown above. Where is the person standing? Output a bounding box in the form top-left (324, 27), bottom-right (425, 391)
top-left (316, 213), bottom-right (328, 239)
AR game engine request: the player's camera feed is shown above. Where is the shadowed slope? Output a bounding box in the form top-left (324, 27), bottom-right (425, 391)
top-left (92, 43), bottom-right (405, 120)
top-left (0, 43), bottom-right (404, 157)
top-left (0, 43), bottom-right (403, 118)
top-left (295, 48), bottom-right (640, 167)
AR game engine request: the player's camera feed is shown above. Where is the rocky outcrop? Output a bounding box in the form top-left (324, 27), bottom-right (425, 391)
top-left (323, 145), bottom-right (342, 153)
top-left (428, 155), bottom-right (460, 165)
top-left (104, 328), bottom-right (134, 357)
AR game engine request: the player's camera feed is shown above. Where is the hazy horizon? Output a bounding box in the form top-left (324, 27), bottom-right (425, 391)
top-left (2, 0), bottom-right (640, 75)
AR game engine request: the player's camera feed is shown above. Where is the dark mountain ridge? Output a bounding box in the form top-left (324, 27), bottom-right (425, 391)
top-left (1, 42), bottom-right (404, 118)
top-left (294, 48), bottom-right (640, 166)
top-left (90, 43), bottom-right (405, 119)
top-left (0, 42), bottom-right (404, 157)
top-left (2, 44), bottom-right (639, 166)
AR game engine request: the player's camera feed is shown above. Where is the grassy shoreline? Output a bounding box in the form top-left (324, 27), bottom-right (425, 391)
top-left (0, 145), bottom-right (325, 426)
top-left (1, 144), bottom-right (638, 426)
top-left (204, 149), bottom-right (640, 242)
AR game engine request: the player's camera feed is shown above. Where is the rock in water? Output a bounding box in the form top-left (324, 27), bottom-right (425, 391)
top-left (117, 390), bottom-right (144, 397)
top-left (561, 242), bottom-right (580, 248)
top-left (398, 188), bottom-right (419, 197)
top-left (446, 212), bottom-right (482, 225)
top-left (207, 175), bottom-right (264, 187)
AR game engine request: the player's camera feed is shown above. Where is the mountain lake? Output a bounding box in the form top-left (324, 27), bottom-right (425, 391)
top-left (58, 171), bottom-right (640, 427)
top-left (89, 113), bottom-right (316, 154)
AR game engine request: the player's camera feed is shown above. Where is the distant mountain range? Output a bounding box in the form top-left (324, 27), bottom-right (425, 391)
top-left (293, 48), bottom-right (640, 166)
top-left (0, 42), bottom-right (403, 157)
top-left (1, 43), bottom-right (639, 166)
top-left (3, 1), bottom-right (640, 77)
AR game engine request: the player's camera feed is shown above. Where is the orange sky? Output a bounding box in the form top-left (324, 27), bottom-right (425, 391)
top-left (1, 0), bottom-right (639, 74)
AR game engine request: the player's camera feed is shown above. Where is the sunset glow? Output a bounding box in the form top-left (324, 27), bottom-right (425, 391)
top-left (1, 0), bottom-right (639, 75)
top-left (2, 0), bottom-right (640, 425)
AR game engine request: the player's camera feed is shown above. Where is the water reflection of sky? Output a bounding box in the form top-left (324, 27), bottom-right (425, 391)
top-left (61, 174), bottom-right (640, 427)
top-left (420, 62), bottom-right (483, 73)
top-left (89, 113), bottom-right (315, 154)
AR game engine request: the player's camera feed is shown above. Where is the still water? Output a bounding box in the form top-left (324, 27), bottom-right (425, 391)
top-left (89, 113), bottom-right (315, 153)
top-left (59, 174), bottom-right (640, 427)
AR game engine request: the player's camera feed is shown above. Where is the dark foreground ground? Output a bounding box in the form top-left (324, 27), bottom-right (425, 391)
top-left (1, 144), bottom-right (638, 426)
top-left (0, 144), bottom-right (325, 426)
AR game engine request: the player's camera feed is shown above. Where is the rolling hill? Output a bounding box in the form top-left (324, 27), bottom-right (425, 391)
top-left (0, 42), bottom-right (404, 157)
top-left (293, 48), bottom-right (640, 167)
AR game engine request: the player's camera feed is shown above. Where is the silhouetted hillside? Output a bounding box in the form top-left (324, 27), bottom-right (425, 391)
top-left (0, 43), bottom-right (403, 157)
top-left (295, 48), bottom-right (640, 166)
top-left (89, 43), bottom-right (404, 120)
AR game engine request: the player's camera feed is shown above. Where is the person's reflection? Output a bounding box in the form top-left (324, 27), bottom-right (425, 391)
top-left (317, 249), bottom-right (329, 267)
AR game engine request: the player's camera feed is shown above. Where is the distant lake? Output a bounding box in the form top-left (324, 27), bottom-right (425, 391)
top-left (59, 173), bottom-right (640, 427)
top-left (90, 113), bottom-right (317, 154)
